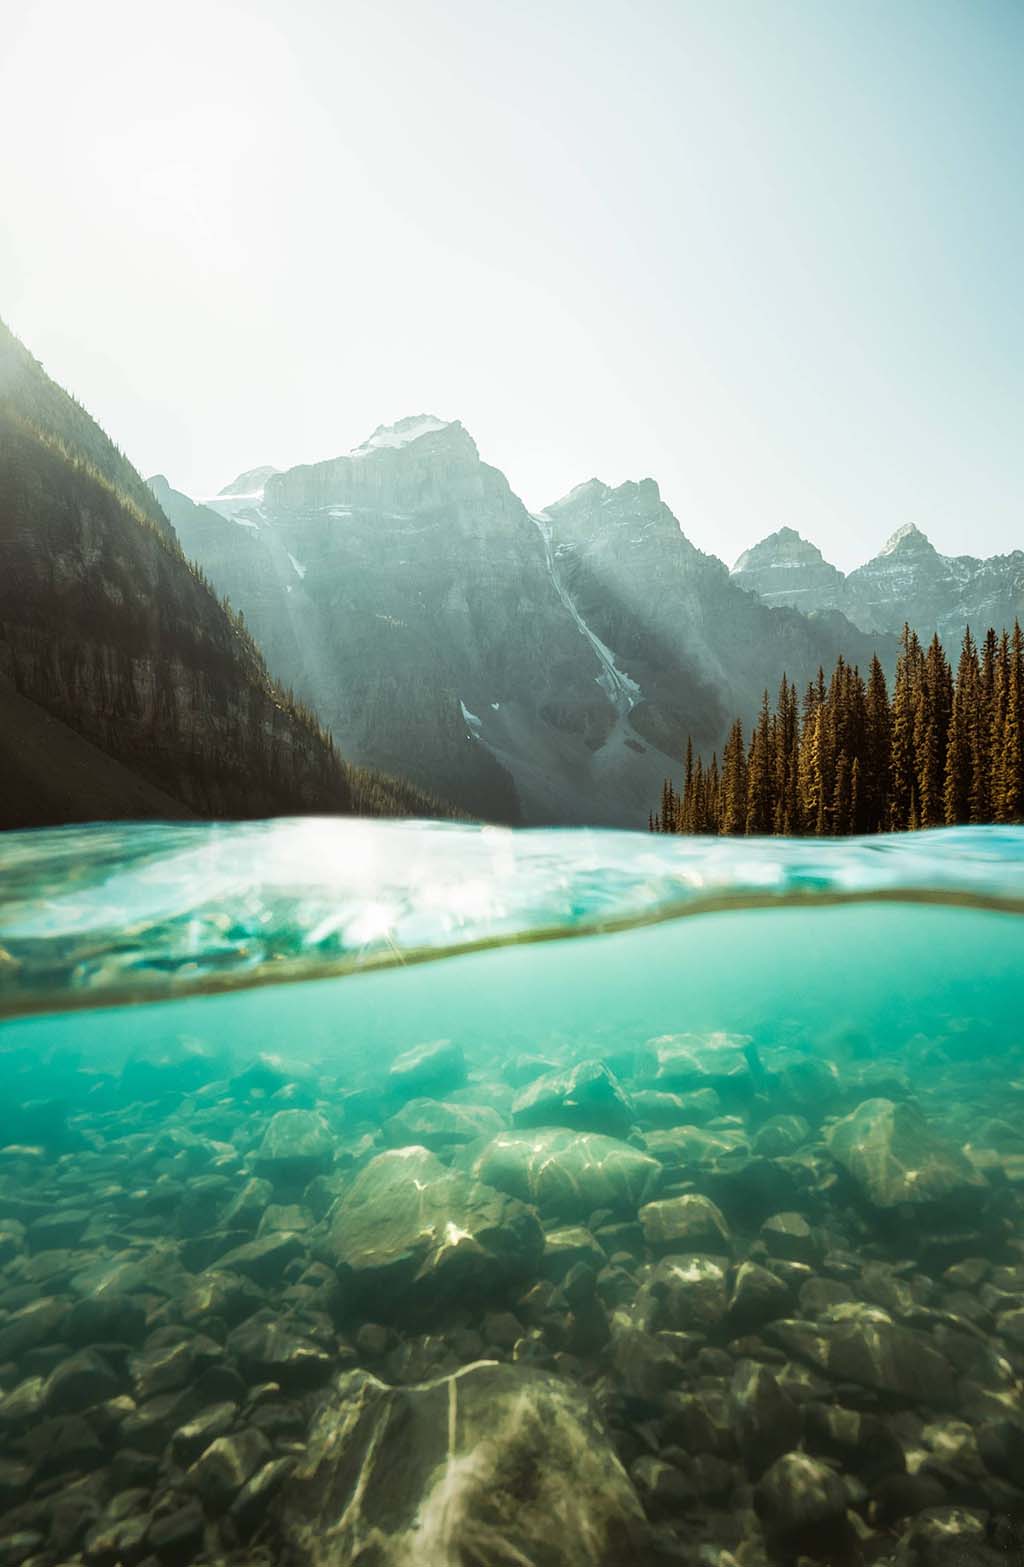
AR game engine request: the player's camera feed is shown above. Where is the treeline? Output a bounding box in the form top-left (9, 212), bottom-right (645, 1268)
top-left (652, 624), bottom-right (1024, 836)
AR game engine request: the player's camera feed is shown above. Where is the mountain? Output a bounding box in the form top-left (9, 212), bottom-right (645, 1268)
top-left (0, 320), bottom-right (444, 829)
top-left (731, 526), bottom-right (845, 608)
top-left (157, 419), bottom-right (894, 827)
top-left (732, 523), bottom-right (1024, 642)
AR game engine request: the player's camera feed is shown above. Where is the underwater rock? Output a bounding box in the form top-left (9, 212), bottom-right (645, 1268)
top-left (144, 1499), bottom-right (205, 1563)
top-left (254, 1110), bottom-right (335, 1188)
top-left (387, 1038), bottom-right (467, 1099)
top-left (638, 1194), bottom-right (731, 1256)
top-left (726, 1260), bottom-right (792, 1334)
top-left (220, 1178), bottom-right (274, 1233)
top-left (896, 1505), bottom-right (1011, 1566)
top-left (730, 1360), bottom-right (802, 1476)
top-left (383, 1097), bottom-right (505, 1151)
top-left (541, 1225), bottom-right (608, 1282)
top-left (214, 1231), bottom-right (307, 1287)
top-left (323, 1147), bottom-right (543, 1316)
top-left (632, 1087), bottom-right (722, 1128)
top-left (753, 1450), bottom-right (851, 1559)
top-left (826, 1098), bottom-right (987, 1214)
top-left (759, 1211), bottom-right (820, 1264)
top-left (227, 1312), bottom-right (335, 1390)
top-left (511, 1060), bottom-right (636, 1139)
top-left (752, 1114), bottom-right (811, 1157)
top-left (637, 1033), bottom-right (754, 1100)
top-left (638, 1255), bottom-right (729, 1334)
top-left (768, 1308), bottom-right (957, 1407)
top-left (642, 1124), bottom-right (749, 1172)
top-left (278, 1360), bottom-right (657, 1566)
top-left (767, 1056), bottom-right (842, 1120)
top-left (187, 1427), bottom-right (272, 1513)
top-left (464, 1128), bottom-right (661, 1219)
top-left (802, 1401), bottom-right (906, 1484)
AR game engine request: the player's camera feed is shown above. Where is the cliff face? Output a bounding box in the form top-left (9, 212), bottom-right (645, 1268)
top-left (0, 321), bottom-right (440, 828)
top-left (732, 523), bottom-right (1024, 642)
top-left (542, 480), bottom-right (893, 739)
top-left (162, 421), bottom-right (895, 828)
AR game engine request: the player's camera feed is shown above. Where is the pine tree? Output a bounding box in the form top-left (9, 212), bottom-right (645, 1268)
top-left (720, 719), bottom-right (748, 835)
top-left (890, 626), bottom-right (922, 830)
top-left (997, 621), bottom-right (1024, 822)
top-left (864, 655), bottom-right (891, 831)
top-left (745, 690), bottom-right (774, 834)
top-left (944, 627), bottom-right (977, 825)
top-left (680, 737), bottom-right (695, 833)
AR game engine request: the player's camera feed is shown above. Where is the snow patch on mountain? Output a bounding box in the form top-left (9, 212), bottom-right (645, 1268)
top-left (352, 416), bottom-right (452, 455)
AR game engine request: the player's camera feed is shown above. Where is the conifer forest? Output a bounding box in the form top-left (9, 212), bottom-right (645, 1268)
top-left (652, 624), bottom-right (1024, 836)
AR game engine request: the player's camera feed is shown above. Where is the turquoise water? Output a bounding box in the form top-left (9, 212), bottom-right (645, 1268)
top-left (2, 821), bottom-right (1024, 1564)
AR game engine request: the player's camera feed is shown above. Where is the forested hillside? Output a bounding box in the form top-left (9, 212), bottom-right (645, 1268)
top-left (653, 624), bottom-right (1024, 835)
top-left (0, 320), bottom-right (449, 827)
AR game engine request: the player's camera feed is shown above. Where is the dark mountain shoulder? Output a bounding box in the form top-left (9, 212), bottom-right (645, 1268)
top-left (0, 673), bottom-right (194, 829)
top-left (0, 326), bottom-right (450, 828)
top-left (0, 318), bottom-right (176, 544)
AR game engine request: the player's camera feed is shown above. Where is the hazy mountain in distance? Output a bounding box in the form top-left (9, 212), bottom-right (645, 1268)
top-left (733, 523), bottom-right (1024, 641)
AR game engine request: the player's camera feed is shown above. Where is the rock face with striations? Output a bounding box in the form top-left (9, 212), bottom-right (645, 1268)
top-left (278, 1361), bottom-right (657, 1567)
top-left (158, 419), bottom-right (895, 827)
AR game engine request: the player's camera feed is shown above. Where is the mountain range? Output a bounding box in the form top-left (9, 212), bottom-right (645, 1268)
top-left (6, 313), bottom-right (1015, 834)
top-left (151, 418), bottom-right (894, 827)
top-left (732, 524), bottom-right (1024, 641)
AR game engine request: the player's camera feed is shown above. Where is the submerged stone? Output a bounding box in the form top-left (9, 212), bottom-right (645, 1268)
top-left (637, 1033), bottom-right (754, 1096)
top-left (638, 1254), bottom-right (729, 1334)
top-left (754, 1450), bottom-right (850, 1558)
top-left (632, 1087), bottom-right (722, 1128)
top-left (464, 1128), bottom-right (661, 1219)
top-left (383, 1097), bottom-right (505, 1151)
top-left (255, 1110), bottom-right (335, 1186)
top-left (826, 1098), bottom-right (987, 1213)
top-left (638, 1193), bottom-right (731, 1256)
top-left (323, 1146), bottom-right (543, 1315)
top-left (278, 1361), bottom-right (656, 1565)
top-left (511, 1060), bottom-right (635, 1138)
top-left (387, 1038), bottom-right (466, 1098)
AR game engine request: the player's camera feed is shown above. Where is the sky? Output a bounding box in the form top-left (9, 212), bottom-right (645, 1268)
top-left (1, 0), bottom-right (1021, 571)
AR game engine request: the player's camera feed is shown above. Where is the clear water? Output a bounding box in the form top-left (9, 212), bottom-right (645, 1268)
top-left (2, 820), bottom-right (1024, 1563)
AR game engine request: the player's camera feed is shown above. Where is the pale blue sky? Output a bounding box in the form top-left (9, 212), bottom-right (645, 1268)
top-left (1, 0), bottom-right (1021, 569)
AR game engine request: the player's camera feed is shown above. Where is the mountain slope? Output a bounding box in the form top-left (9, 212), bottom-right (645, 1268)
top-left (732, 523), bottom-right (1024, 641)
top-left (0, 320), bottom-right (445, 828)
top-left (541, 477), bottom-right (895, 743)
top-left (160, 421), bottom-right (895, 827)
top-left (0, 674), bottom-right (194, 828)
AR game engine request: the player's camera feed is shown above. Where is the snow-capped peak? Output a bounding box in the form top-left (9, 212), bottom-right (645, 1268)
top-left (351, 415), bottom-right (454, 455)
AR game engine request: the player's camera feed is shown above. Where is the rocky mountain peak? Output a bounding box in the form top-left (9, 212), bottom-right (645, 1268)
top-left (732, 527), bottom-right (836, 575)
top-left (876, 522), bottom-right (937, 559)
top-left (351, 414), bottom-right (457, 455)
